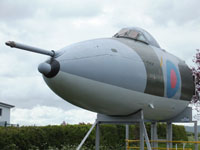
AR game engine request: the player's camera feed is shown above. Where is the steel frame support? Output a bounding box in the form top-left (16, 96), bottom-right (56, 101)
top-left (77, 107), bottom-right (194, 150)
top-left (125, 124), bottom-right (129, 150)
top-left (95, 123), bottom-right (100, 150)
top-left (76, 121), bottom-right (97, 150)
top-left (77, 110), bottom-right (152, 150)
top-left (139, 110), bottom-right (152, 150)
top-left (151, 122), bottom-right (158, 148)
top-left (142, 121), bottom-right (152, 150)
top-left (166, 122), bottom-right (173, 149)
top-left (194, 121), bottom-right (198, 150)
top-left (140, 120), bottom-right (144, 150)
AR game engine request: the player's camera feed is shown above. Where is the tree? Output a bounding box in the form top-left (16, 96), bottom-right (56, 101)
top-left (191, 49), bottom-right (200, 113)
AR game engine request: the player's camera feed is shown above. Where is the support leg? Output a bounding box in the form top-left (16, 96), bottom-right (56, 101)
top-left (194, 121), bottom-right (198, 150)
top-left (151, 123), bottom-right (154, 147)
top-left (95, 123), bottom-right (100, 150)
top-left (142, 121), bottom-right (152, 150)
top-left (126, 124), bottom-right (129, 150)
top-left (140, 110), bottom-right (152, 150)
top-left (151, 122), bottom-right (158, 149)
top-left (166, 122), bottom-right (172, 149)
top-left (77, 121), bottom-right (97, 150)
top-left (140, 121), bottom-right (144, 150)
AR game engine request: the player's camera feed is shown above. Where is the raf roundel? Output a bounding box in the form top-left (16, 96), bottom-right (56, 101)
top-left (166, 60), bottom-right (180, 98)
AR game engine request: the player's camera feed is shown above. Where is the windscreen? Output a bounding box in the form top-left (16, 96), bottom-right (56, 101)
top-left (114, 27), bottom-right (160, 48)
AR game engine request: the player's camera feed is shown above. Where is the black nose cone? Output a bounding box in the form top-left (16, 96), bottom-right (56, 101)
top-left (38, 59), bottom-right (60, 78)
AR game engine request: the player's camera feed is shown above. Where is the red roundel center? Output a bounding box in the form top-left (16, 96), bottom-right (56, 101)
top-left (170, 69), bottom-right (177, 88)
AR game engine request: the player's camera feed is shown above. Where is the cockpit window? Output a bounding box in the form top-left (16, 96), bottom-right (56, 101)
top-left (114, 29), bottom-right (148, 44)
top-left (128, 30), bottom-right (139, 39)
top-left (115, 29), bottom-right (138, 39)
top-left (116, 29), bottom-right (129, 37)
top-left (114, 27), bottom-right (160, 48)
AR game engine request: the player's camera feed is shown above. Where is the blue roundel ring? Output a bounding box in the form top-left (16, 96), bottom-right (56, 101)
top-left (166, 60), bottom-right (180, 98)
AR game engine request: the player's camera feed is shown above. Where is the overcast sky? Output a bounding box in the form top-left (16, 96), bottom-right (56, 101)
top-left (0, 0), bottom-right (200, 126)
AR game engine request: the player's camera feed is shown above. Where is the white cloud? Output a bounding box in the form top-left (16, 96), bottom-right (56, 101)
top-left (0, 0), bottom-right (37, 21)
top-left (11, 105), bottom-right (96, 126)
top-left (43, 0), bottom-right (103, 18)
top-left (0, 0), bottom-right (103, 23)
top-left (149, 0), bottom-right (200, 25)
top-left (149, 23), bottom-right (200, 66)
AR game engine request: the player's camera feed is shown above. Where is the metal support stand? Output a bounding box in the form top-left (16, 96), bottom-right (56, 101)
top-left (139, 110), bottom-right (152, 150)
top-left (125, 124), bottom-right (129, 150)
top-left (140, 120), bottom-right (144, 150)
top-left (194, 121), bottom-right (198, 150)
top-left (77, 107), bottom-right (195, 150)
top-left (151, 122), bottom-right (158, 148)
top-left (76, 121), bottom-right (97, 150)
top-left (95, 123), bottom-right (100, 150)
top-left (76, 109), bottom-right (152, 150)
top-left (142, 121), bottom-right (152, 150)
top-left (166, 122), bottom-right (173, 149)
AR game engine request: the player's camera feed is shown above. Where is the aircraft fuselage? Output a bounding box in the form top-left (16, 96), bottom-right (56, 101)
top-left (6, 27), bottom-right (195, 121)
top-left (43, 37), bottom-right (194, 121)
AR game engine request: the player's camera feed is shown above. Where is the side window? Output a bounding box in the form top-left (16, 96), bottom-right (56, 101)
top-left (0, 108), bottom-right (2, 116)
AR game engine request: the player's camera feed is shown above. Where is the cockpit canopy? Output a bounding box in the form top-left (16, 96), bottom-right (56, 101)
top-left (113, 27), bottom-right (160, 48)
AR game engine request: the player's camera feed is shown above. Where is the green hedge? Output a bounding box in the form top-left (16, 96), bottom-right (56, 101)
top-left (0, 123), bottom-right (187, 150)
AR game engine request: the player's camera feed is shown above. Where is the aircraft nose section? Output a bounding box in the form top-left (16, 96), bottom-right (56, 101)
top-left (38, 59), bottom-right (60, 78)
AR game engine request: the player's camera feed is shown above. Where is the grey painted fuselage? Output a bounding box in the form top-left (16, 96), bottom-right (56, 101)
top-left (43, 36), bottom-right (194, 121)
